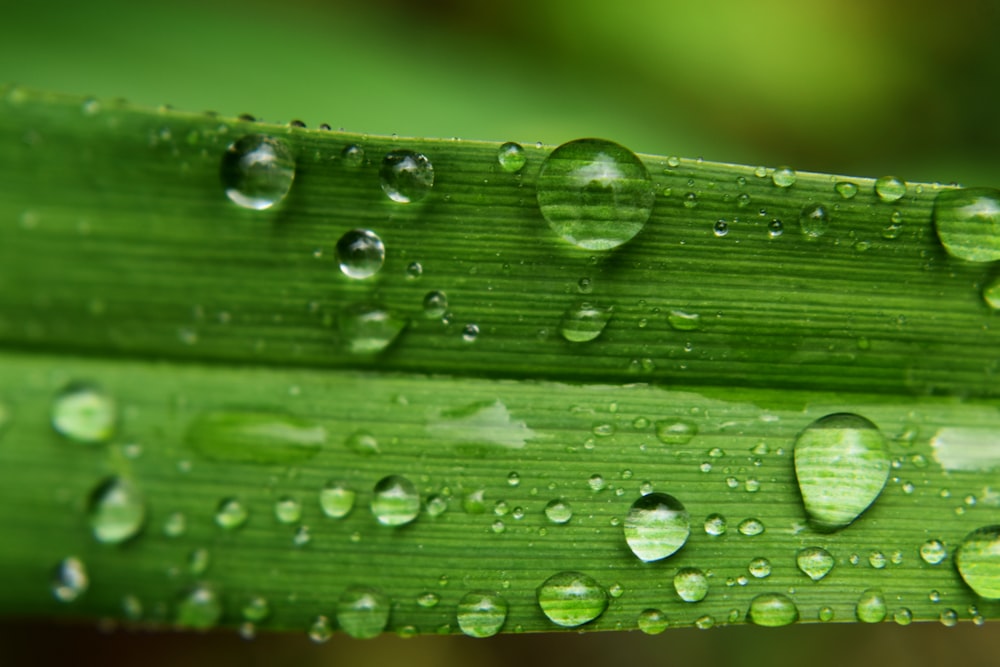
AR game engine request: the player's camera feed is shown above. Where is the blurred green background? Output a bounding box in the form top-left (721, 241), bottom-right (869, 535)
top-left (1, 0), bottom-right (998, 663)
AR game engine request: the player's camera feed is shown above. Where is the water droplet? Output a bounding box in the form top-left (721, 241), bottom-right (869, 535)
top-left (940, 608), bottom-right (959, 627)
top-left (797, 416), bottom-right (888, 531)
top-left (798, 203), bottom-right (830, 239)
top-left (380, 150), bottom-right (434, 203)
top-left (868, 551), bottom-right (887, 569)
top-left (624, 492), bottom-right (690, 562)
top-left (188, 547), bottom-right (211, 576)
top-left (308, 615), bottom-right (332, 643)
top-left (704, 513), bottom-right (727, 536)
top-left (835, 182), bottom-right (858, 199)
top-left (982, 277), bottom-right (1000, 310)
top-left (655, 420), bottom-right (697, 445)
top-left (186, 411), bottom-right (325, 464)
top-left (637, 608), bottom-right (668, 635)
top-left (507, 472), bottom-right (521, 487)
top-left (673, 568), bottom-right (709, 602)
top-left (242, 596), bottom-right (270, 623)
top-left (462, 324), bottom-right (480, 342)
top-left (406, 261), bottom-right (423, 279)
top-left (748, 594), bottom-right (798, 627)
top-left (559, 302), bottom-right (613, 342)
top-left (371, 475), bottom-right (420, 526)
top-left (588, 474), bottom-right (606, 491)
top-left (215, 497), bottom-right (249, 530)
top-left (163, 512), bottom-right (186, 538)
top-left (220, 134), bottom-right (295, 210)
top-left (544, 499), bottom-right (573, 524)
top-left (767, 219), bottom-right (784, 238)
top-left (738, 518), bottom-right (764, 536)
top-left (955, 525), bottom-right (1000, 599)
top-left (52, 557), bottom-right (88, 602)
top-left (855, 589), bottom-right (887, 623)
top-left (341, 144), bottom-right (365, 167)
top-left (457, 591), bottom-right (508, 638)
top-left (694, 615), bottom-right (715, 630)
top-left (425, 494), bottom-right (448, 517)
top-left (52, 382), bottom-right (117, 445)
top-left (319, 481), bottom-right (355, 518)
top-left (796, 547), bottom-right (834, 581)
top-left (176, 586), bottom-right (222, 629)
top-left (919, 538), bottom-right (948, 565)
top-left (772, 167), bottom-right (796, 188)
top-left (345, 429), bottom-right (379, 456)
top-left (88, 477), bottom-right (146, 544)
top-left (274, 496), bottom-right (302, 524)
top-left (423, 291), bottom-right (448, 318)
top-left (667, 310), bottom-right (701, 332)
top-left (536, 138), bottom-right (655, 250)
top-left (874, 175), bottom-right (906, 202)
top-left (336, 229), bottom-right (385, 279)
top-left (337, 586), bottom-right (391, 639)
top-left (337, 303), bottom-right (408, 354)
top-left (748, 558), bottom-right (772, 578)
top-left (497, 142), bottom-right (526, 173)
top-left (932, 188), bottom-right (1000, 262)
top-left (536, 571), bottom-right (608, 628)
top-left (417, 592), bottom-right (440, 608)
top-left (713, 219), bottom-right (729, 237)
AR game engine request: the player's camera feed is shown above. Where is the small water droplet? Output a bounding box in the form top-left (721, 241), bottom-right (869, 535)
top-left (673, 568), bottom-right (709, 602)
top-left (932, 187), bottom-right (1000, 262)
top-left (336, 229), bottom-right (385, 279)
top-left (186, 411), bottom-right (325, 464)
top-left (417, 592), bottom-right (440, 608)
top-left (794, 413), bottom-right (889, 530)
top-left (835, 181), bottom-right (858, 199)
top-left (341, 144), bottom-right (365, 167)
top-left (308, 615), bottom-right (332, 643)
top-left (345, 429), bottom-right (379, 456)
top-left (667, 310), bottom-right (701, 332)
top-left (893, 607), bottom-right (913, 625)
top-left (772, 167), bottom-right (796, 188)
top-left (380, 150), bottom-right (434, 203)
top-left (713, 219), bottom-right (729, 237)
top-left (919, 538), bottom-right (948, 565)
top-left (163, 512), bottom-right (186, 538)
top-left (623, 492), bottom-right (690, 562)
top-left (536, 571), bottom-right (608, 627)
top-left (319, 481), bottom-right (355, 518)
top-left (215, 497), bottom-right (249, 530)
top-left (176, 586), bottom-right (222, 630)
top-left (694, 615), bottom-right (715, 630)
top-left (868, 551), bottom-right (887, 569)
top-left (955, 525), bottom-right (1000, 599)
top-left (738, 518), bottom-right (764, 536)
top-left (220, 135), bottom-right (295, 210)
top-left (462, 323), bottom-right (480, 342)
top-left (637, 608), bottom-right (668, 635)
top-left (457, 591), bottom-right (508, 638)
top-left (559, 302), bottom-right (613, 342)
top-left (405, 261), bottom-right (423, 279)
top-left (52, 382), bottom-right (117, 445)
top-left (242, 596), bottom-right (270, 623)
top-left (855, 589), bottom-right (887, 623)
top-left (655, 420), bottom-right (697, 445)
top-left (274, 496), bottom-right (302, 524)
top-left (748, 557), bottom-right (771, 578)
top-left (939, 608), bottom-right (959, 627)
top-left (798, 203), bottom-right (830, 239)
top-left (588, 474), bottom-right (606, 491)
top-left (423, 291), bottom-right (448, 318)
top-left (796, 546), bottom-right (835, 581)
top-left (536, 138), bottom-right (655, 250)
top-left (497, 142), bottom-right (526, 173)
top-left (874, 175), bottom-right (906, 202)
top-left (336, 586), bottom-right (390, 639)
top-left (748, 594), bottom-right (798, 627)
top-left (89, 477), bottom-right (146, 544)
top-left (544, 499), bottom-right (573, 524)
top-left (52, 557), bottom-right (88, 602)
top-left (338, 303), bottom-right (408, 354)
top-left (371, 475), bottom-right (420, 526)
top-left (425, 494), bottom-right (448, 517)
top-left (703, 513), bottom-right (727, 536)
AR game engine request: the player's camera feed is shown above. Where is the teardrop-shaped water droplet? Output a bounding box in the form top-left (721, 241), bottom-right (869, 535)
top-left (380, 150), bottom-right (434, 203)
top-left (932, 187), bottom-right (1000, 262)
top-left (623, 492), bottom-right (690, 562)
top-left (336, 586), bottom-right (390, 639)
top-left (955, 525), bottom-right (1000, 599)
top-left (337, 303), bottom-right (408, 354)
top-left (798, 203), bottom-right (830, 239)
top-left (52, 557), bottom-right (88, 602)
top-left (855, 589), bottom-right (887, 623)
top-left (456, 591), bottom-right (508, 638)
top-left (673, 567), bottom-right (708, 602)
top-left (559, 301), bottom-right (613, 342)
top-left (52, 382), bottom-right (117, 445)
top-left (319, 481), bottom-right (356, 518)
top-left (536, 571), bottom-right (608, 628)
top-left (497, 142), bottom-right (526, 173)
top-left (637, 608), bottom-right (668, 635)
top-left (215, 497), bottom-right (249, 530)
top-left (88, 477), bottom-right (146, 544)
top-left (308, 615), bottom-right (332, 643)
top-left (220, 135), bottom-right (295, 210)
top-left (176, 586), bottom-right (223, 629)
top-left (748, 593), bottom-right (799, 627)
top-left (186, 411), bottom-right (325, 464)
top-left (794, 413), bottom-right (889, 530)
top-left (423, 290), bottom-right (448, 318)
top-left (796, 546), bottom-right (835, 581)
top-left (536, 138), bottom-right (655, 250)
top-left (336, 229), bottom-right (385, 279)
top-left (874, 175), bottom-right (906, 202)
top-left (371, 475), bottom-right (420, 526)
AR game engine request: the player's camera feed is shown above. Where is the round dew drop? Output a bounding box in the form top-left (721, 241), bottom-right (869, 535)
top-left (423, 291), bottom-right (448, 319)
top-left (559, 301), bottom-right (613, 343)
top-left (337, 586), bottom-right (391, 639)
top-left (704, 513), bottom-right (727, 536)
top-left (337, 303), bottom-right (408, 354)
top-left (497, 142), bottom-right (526, 173)
top-left (308, 615), bottom-right (333, 643)
top-left (623, 492), bottom-right (690, 562)
top-left (673, 568), bottom-right (709, 602)
top-left (798, 203), bottom-right (830, 239)
top-left (793, 413), bottom-right (889, 531)
top-left (932, 187), bottom-right (1000, 262)
top-left (536, 571), bottom-right (609, 628)
top-left (637, 608), bottom-right (669, 635)
top-left (215, 497), bottom-right (249, 530)
top-left (874, 175), bottom-right (906, 202)
top-left (336, 229), bottom-right (385, 280)
top-left (379, 150), bottom-right (434, 203)
top-left (220, 134), bottom-right (295, 210)
top-left (341, 144), bottom-right (365, 168)
top-left (176, 586), bottom-right (223, 630)
top-left (748, 594), bottom-right (799, 627)
top-left (855, 589), bottom-right (887, 623)
top-left (371, 475), bottom-right (420, 526)
top-left (456, 591), bottom-right (508, 638)
top-left (52, 557), bottom-right (88, 603)
top-left (88, 477), bottom-right (146, 544)
top-left (955, 525), bottom-right (1000, 599)
top-left (319, 481), bottom-right (355, 518)
top-left (920, 539), bottom-right (948, 565)
top-left (771, 166), bottom-right (797, 188)
top-left (536, 138), bottom-right (655, 250)
top-left (52, 382), bottom-right (117, 445)
top-left (544, 499), bottom-right (573, 524)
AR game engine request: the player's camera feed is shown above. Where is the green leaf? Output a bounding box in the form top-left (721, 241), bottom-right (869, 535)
top-left (1, 88), bottom-right (998, 638)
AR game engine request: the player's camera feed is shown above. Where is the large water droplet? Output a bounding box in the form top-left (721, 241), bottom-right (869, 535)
top-left (336, 229), bottom-right (385, 279)
top-left (88, 477), bottom-right (146, 544)
top-left (932, 188), bottom-right (1000, 262)
top-left (796, 546), bottom-right (835, 581)
top-left (536, 571), bottom-right (608, 628)
top-left (536, 138), bottom-right (655, 250)
top-left (544, 499), bottom-right (573, 524)
top-left (52, 382), bottom-right (117, 445)
top-left (337, 304), bottom-right (408, 354)
top-left (336, 586), bottom-right (390, 639)
top-left (176, 586), bottom-right (223, 629)
top-left (456, 591), bottom-right (508, 638)
top-left (798, 203), bottom-right (830, 239)
top-left (380, 150), bottom-right (434, 203)
top-left (748, 593), bottom-right (799, 627)
top-left (920, 539), bottom-right (948, 565)
top-left (637, 608), bottom-right (668, 635)
top-left (215, 497), bottom-right (249, 530)
top-left (186, 411), bottom-right (325, 464)
top-left (371, 475), bottom-right (420, 526)
top-left (855, 588), bottom-right (887, 623)
top-left (497, 142), bottom-right (526, 173)
top-left (874, 175), bottom-right (906, 202)
top-left (623, 492), bottom-right (690, 562)
top-left (52, 557), bottom-right (88, 602)
top-left (673, 567), bottom-right (709, 602)
top-left (748, 557), bottom-right (772, 579)
top-left (559, 301), bottom-right (613, 342)
top-left (319, 481), bottom-right (356, 518)
top-left (794, 413), bottom-right (889, 530)
top-left (772, 167), bottom-right (796, 188)
top-left (955, 525), bottom-right (1000, 599)
top-left (220, 134), bottom-right (295, 210)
